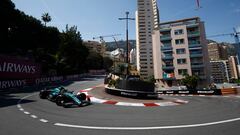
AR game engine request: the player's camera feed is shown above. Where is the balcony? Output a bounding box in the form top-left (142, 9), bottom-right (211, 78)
top-left (162, 65), bottom-right (175, 70)
top-left (190, 51), bottom-right (203, 58)
top-left (190, 53), bottom-right (203, 58)
top-left (189, 47), bottom-right (202, 51)
top-left (161, 44), bottom-right (172, 50)
top-left (160, 35), bottom-right (172, 41)
top-left (191, 63), bottom-right (204, 68)
top-left (160, 27), bottom-right (171, 32)
top-left (188, 40), bottom-right (202, 50)
top-left (162, 54), bottom-right (174, 60)
top-left (162, 50), bottom-right (173, 53)
top-left (187, 31), bottom-right (200, 37)
top-left (186, 23), bottom-right (199, 28)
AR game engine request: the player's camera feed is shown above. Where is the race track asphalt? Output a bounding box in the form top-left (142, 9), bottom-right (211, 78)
top-left (1, 76), bottom-right (240, 135)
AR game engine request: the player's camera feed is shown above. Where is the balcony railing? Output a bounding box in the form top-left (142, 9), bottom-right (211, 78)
top-left (186, 23), bottom-right (199, 28)
top-left (160, 35), bottom-right (172, 41)
top-left (162, 65), bottom-right (175, 70)
top-left (161, 44), bottom-right (172, 50)
top-left (191, 63), bottom-right (204, 68)
top-left (162, 54), bottom-right (174, 60)
top-left (189, 47), bottom-right (202, 51)
top-left (190, 50), bottom-right (203, 58)
top-left (160, 28), bottom-right (171, 32)
top-left (187, 31), bottom-right (200, 37)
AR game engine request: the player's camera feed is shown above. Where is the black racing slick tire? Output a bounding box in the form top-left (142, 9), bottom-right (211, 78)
top-left (78, 93), bottom-right (87, 100)
top-left (55, 96), bottom-right (64, 106)
top-left (87, 97), bottom-right (91, 102)
top-left (39, 90), bottom-right (47, 99)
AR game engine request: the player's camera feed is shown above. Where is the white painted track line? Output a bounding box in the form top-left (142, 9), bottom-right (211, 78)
top-left (54, 117), bottom-right (240, 130)
top-left (39, 119), bottom-right (48, 123)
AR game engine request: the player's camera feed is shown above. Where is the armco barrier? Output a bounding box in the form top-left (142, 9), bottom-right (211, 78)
top-left (105, 87), bottom-right (224, 99)
top-left (157, 89), bottom-right (222, 95)
top-left (105, 87), bottom-right (158, 99)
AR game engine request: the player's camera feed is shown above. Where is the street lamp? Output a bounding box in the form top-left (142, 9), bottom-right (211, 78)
top-left (118, 11), bottom-right (135, 76)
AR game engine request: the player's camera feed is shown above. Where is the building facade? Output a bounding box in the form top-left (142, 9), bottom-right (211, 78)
top-left (136, 0), bottom-right (160, 80)
top-left (129, 48), bottom-right (137, 65)
top-left (228, 56), bottom-right (239, 80)
top-left (210, 60), bottom-right (230, 83)
top-left (152, 17), bottom-right (210, 88)
top-left (208, 42), bottom-right (228, 61)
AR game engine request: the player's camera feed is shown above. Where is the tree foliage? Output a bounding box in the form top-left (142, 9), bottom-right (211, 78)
top-left (103, 57), bottom-right (113, 72)
top-left (181, 75), bottom-right (199, 90)
top-left (1, 0), bottom-right (111, 76)
top-left (58, 25), bottom-right (89, 75)
top-left (41, 12), bottom-right (51, 26)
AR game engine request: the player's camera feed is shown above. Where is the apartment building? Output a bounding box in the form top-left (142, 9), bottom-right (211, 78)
top-left (208, 42), bottom-right (228, 60)
top-left (136, 0), bottom-right (160, 80)
top-left (228, 56), bottom-right (239, 80)
top-left (152, 17), bottom-right (210, 88)
top-left (210, 60), bottom-right (230, 83)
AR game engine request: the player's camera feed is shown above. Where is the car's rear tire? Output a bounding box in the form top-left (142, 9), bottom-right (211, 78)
top-left (39, 90), bottom-right (47, 99)
top-left (87, 97), bottom-right (91, 102)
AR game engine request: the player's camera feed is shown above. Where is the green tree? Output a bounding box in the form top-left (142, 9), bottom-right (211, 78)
top-left (59, 25), bottom-right (89, 74)
top-left (181, 74), bottom-right (199, 90)
top-left (86, 52), bottom-right (103, 70)
top-left (147, 75), bottom-right (155, 83)
top-left (103, 57), bottom-right (113, 71)
top-left (114, 64), bottom-right (126, 76)
top-left (41, 12), bottom-right (51, 26)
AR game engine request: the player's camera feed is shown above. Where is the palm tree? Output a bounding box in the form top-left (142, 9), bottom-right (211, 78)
top-left (41, 12), bottom-right (52, 26)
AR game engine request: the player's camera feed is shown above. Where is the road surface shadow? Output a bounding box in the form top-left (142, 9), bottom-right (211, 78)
top-left (0, 94), bottom-right (35, 108)
top-left (0, 76), bottom-right (105, 108)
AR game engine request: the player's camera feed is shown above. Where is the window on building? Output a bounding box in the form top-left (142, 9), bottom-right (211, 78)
top-left (178, 69), bottom-right (188, 75)
top-left (174, 29), bottom-right (184, 35)
top-left (176, 48), bottom-right (186, 54)
top-left (177, 59), bottom-right (187, 64)
top-left (175, 39), bottom-right (184, 45)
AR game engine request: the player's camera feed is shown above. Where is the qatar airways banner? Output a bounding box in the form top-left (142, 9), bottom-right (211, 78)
top-left (0, 56), bottom-right (41, 79)
top-left (0, 80), bottom-right (26, 89)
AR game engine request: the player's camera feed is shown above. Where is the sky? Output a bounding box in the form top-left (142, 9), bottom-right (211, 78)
top-left (11, 0), bottom-right (240, 43)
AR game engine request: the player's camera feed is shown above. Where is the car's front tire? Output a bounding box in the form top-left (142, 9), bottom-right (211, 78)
top-left (55, 96), bottom-right (64, 106)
